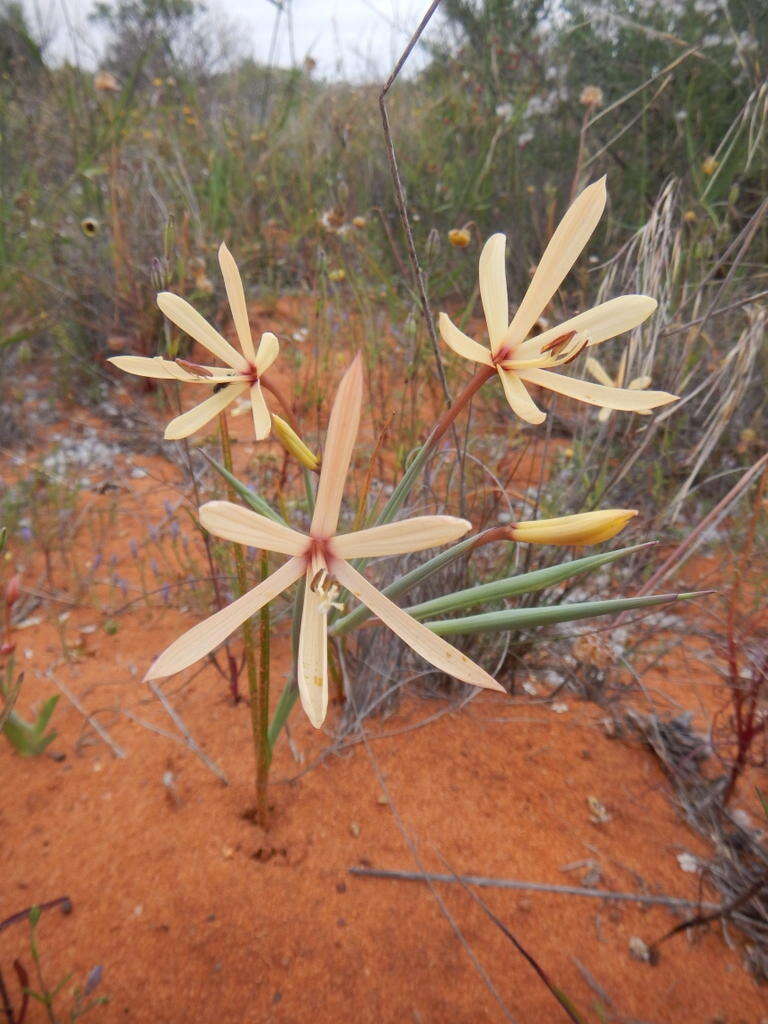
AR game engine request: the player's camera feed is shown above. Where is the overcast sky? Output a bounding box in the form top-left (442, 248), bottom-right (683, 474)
top-left (23, 0), bottom-right (440, 79)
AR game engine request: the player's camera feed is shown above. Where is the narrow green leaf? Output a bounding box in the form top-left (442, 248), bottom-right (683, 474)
top-left (35, 696), bottom-right (59, 733)
top-left (200, 452), bottom-right (287, 524)
top-left (330, 533), bottom-right (482, 637)
top-left (405, 543), bottom-right (651, 620)
top-left (425, 591), bottom-right (704, 637)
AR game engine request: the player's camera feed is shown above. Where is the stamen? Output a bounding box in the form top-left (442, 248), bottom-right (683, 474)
top-left (540, 330), bottom-right (576, 355)
top-left (309, 567), bottom-right (344, 614)
top-left (175, 358), bottom-right (216, 377)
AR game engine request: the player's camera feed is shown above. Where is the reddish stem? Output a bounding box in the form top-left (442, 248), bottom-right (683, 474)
top-left (427, 364), bottom-right (496, 452)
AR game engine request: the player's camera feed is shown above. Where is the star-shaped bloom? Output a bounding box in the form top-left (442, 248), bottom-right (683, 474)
top-left (109, 243), bottom-right (278, 440)
top-left (145, 356), bottom-right (503, 727)
top-left (438, 178), bottom-right (677, 425)
top-left (585, 352), bottom-right (652, 423)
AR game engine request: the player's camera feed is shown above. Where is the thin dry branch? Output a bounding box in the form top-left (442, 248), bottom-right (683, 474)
top-left (348, 866), bottom-right (721, 912)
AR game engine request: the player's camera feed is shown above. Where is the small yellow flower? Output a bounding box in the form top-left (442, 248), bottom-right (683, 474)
top-left (352, 216), bottom-right (367, 229)
top-left (510, 509), bottom-right (637, 547)
top-left (80, 217), bottom-right (100, 237)
top-left (152, 77), bottom-right (163, 88)
top-left (683, 210), bottom-right (697, 224)
top-left (701, 155), bottom-right (718, 175)
top-left (579, 85), bottom-right (604, 108)
top-left (272, 415), bottom-right (320, 471)
top-left (328, 268), bottom-right (346, 282)
top-left (94, 70), bottom-right (120, 93)
top-left (448, 228), bottom-right (471, 248)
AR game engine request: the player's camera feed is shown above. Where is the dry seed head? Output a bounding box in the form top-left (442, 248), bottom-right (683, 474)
top-left (579, 85), bottom-right (604, 108)
top-left (94, 70), bottom-right (120, 93)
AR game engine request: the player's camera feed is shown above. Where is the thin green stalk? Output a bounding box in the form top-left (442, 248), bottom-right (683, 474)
top-left (303, 465), bottom-right (316, 513)
top-left (267, 579), bottom-right (304, 753)
top-left (218, 413), bottom-right (268, 825)
top-left (256, 550), bottom-right (270, 823)
top-left (372, 364), bottom-right (496, 527)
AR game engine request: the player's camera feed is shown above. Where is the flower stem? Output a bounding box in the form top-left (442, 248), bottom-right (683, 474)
top-left (218, 413), bottom-right (269, 826)
top-left (374, 364), bottom-right (496, 527)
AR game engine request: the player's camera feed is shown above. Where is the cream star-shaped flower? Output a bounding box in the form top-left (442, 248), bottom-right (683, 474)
top-left (585, 352), bottom-right (652, 423)
top-left (145, 355), bottom-right (503, 727)
top-left (438, 178), bottom-right (677, 424)
top-left (109, 243), bottom-right (278, 440)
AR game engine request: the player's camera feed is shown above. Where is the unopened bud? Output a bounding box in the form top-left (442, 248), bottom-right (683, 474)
top-left (510, 509), bottom-right (637, 547)
top-left (272, 416), bottom-right (320, 472)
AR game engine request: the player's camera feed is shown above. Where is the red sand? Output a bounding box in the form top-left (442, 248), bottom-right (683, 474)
top-left (2, 341), bottom-right (766, 1022)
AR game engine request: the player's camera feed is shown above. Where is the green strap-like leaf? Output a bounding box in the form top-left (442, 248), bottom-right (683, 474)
top-left (405, 543), bottom-right (651, 620)
top-left (330, 533), bottom-right (483, 637)
top-left (425, 591), bottom-right (704, 637)
top-left (200, 453), bottom-right (287, 524)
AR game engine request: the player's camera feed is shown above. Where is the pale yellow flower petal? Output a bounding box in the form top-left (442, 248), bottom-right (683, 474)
top-left (333, 559), bottom-right (504, 692)
top-left (108, 355), bottom-right (198, 381)
top-left (157, 292), bottom-right (249, 372)
top-left (497, 367), bottom-right (546, 424)
top-left (297, 578), bottom-right (330, 728)
top-left (249, 382), bottom-right (271, 440)
top-left (511, 509), bottom-right (637, 546)
top-left (521, 368), bottom-right (677, 412)
top-left (503, 178), bottom-right (607, 350)
top-left (218, 242), bottom-right (256, 363)
top-left (255, 332), bottom-right (279, 375)
top-left (438, 312), bottom-right (493, 365)
top-left (163, 382), bottom-right (247, 440)
top-left (332, 515), bottom-right (471, 560)
top-left (479, 233), bottom-right (509, 353)
top-left (198, 500), bottom-right (307, 555)
top-left (311, 355), bottom-right (363, 538)
top-left (585, 356), bottom-right (614, 388)
top-left (145, 557), bottom-right (305, 679)
top-left (629, 375), bottom-right (652, 389)
top-left (517, 295), bottom-right (657, 357)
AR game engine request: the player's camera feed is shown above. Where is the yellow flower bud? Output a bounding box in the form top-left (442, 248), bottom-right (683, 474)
top-left (328, 268), bottom-right (346, 282)
top-left (448, 228), bottom-right (471, 248)
top-left (701, 155), bottom-right (718, 176)
top-left (510, 509), bottom-right (637, 547)
top-left (272, 415), bottom-right (320, 472)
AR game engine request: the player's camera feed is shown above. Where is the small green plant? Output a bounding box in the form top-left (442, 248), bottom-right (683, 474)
top-left (1, 685), bottom-right (59, 757)
top-left (0, 552), bottom-right (59, 757)
top-left (0, 905), bottom-right (108, 1024)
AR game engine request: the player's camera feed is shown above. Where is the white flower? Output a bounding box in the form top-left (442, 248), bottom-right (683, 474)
top-left (439, 179), bottom-right (676, 424)
top-left (144, 357), bottom-right (503, 727)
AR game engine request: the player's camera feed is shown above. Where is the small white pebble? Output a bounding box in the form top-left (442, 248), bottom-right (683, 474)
top-left (677, 852), bottom-right (698, 873)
